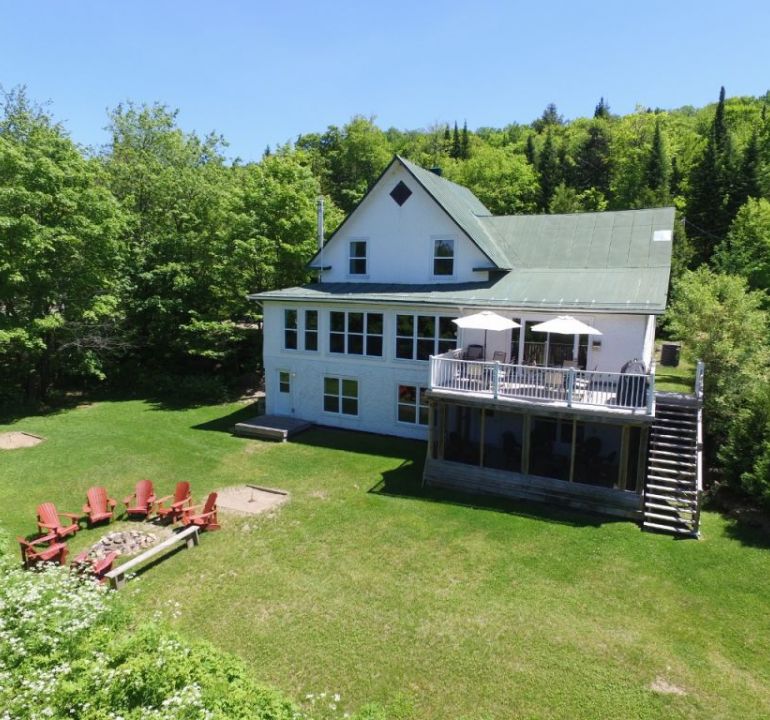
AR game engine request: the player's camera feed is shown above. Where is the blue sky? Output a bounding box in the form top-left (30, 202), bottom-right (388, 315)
top-left (2, 0), bottom-right (768, 160)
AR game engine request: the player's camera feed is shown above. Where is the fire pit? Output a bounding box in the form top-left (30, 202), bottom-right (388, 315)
top-left (85, 524), bottom-right (170, 561)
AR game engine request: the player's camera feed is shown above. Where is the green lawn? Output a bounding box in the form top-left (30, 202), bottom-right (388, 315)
top-left (2, 399), bottom-right (770, 719)
top-left (655, 347), bottom-right (696, 393)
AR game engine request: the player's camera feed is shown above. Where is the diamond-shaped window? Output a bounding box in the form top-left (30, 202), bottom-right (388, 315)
top-left (390, 181), bottom-right (412, 206)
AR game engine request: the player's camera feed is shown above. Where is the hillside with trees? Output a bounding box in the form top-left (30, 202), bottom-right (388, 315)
top-left (2, 86), bottom-right (770, 506)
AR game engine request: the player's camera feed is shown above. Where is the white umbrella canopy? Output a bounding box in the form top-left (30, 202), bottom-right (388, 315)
top-left (530, 316), bottom-right (602, 336)
top-left (452, 312), bottom-right (520, 359)
top-left (452, 311), bottom-right (520, 332)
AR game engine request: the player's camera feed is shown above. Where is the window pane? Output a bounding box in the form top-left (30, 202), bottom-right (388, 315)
top-left (396, 338), bottom-right (414, 359)
top-left (350, 241), bottom-right (366, 257)
top-left (330, 312), bottom-right (345, 332)
top-left (305, 310), bottom-right (318, 330)
top-left (348, 313), bottom-right (364, 333)
top-left (324, 377), bottom-right (339, 394)
top-left (341, 398), bottom-right (358, 415)
top-left (330, 333), bottom-right (345, 353)
top-left (366, 336), bottom-right (382, 356)
top-left (350, 258), bottom-right (366, 275)
top-left (284, 309), bottom-right (297, 329)
top-left (417, 339), bottom-right (434, 361)
top-left (418, 406), bottom-right (429, 425)
top-left (437, 339), bottom-right (455, 355)
top-left (434, 239), bottom-right (454, 258)
top-left (324, 395), bottom-right (339, 413)
top-left (417, 316), bottom-right (435, 338)
top-left (305, 332), bottom-right (318, 351)
top-left (398, 385), bottom-right (416, 404)
top-left (285, 330), bottom-right (297, 349)
top-left (419, 387), bottom-right (429, 404)
top-left (434, 258), bottom-right (454, 275)
top-left (348, 334), bottom-right (363, 354)
top-left (439, 317), bottom-right (457, 340)
top-left (398, 405), bottom-right (416, 423)
top-left (367, 314), bottom-right (383, 334)
top-left (396, 315), bottom-right (413, 336)
top-left (341, 379), bottom-right (358, 397)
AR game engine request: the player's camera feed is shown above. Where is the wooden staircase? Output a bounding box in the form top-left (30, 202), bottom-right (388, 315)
top-left (643, 392), bottom-right (703, 537)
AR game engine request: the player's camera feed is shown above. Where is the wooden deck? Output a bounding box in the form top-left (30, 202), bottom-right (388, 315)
top-left (233, 414), bottom-right (313, 442)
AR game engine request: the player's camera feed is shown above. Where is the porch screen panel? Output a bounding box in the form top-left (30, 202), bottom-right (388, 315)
top-left (443, 404), bottom-right (481, 466)
top-left (529, 417), bottom-right (570, 481)
top-left (482, 410), bottom-right (523, 472)
top-left (522, 321), bottom-right (546, 365)
top-left (438, 317), bottom-right (458, 354)
top-left (573, 421), bottom-right (622, 488)
top-left (625, 426), bottom-right (642, 492)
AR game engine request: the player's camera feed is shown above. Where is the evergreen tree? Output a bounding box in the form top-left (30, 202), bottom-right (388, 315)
top-left (687, 86), bottom-right (737, 263)
top-left (533, 103), bottom-right (563, 132)
top-left (538, 129), bottom-right (561, 210)
top-left (730, 131), bottom-right (762, 212)
top-left (525, 134), bottom-right (537, 167)
top-left (670, 157), bottom-right (684, 197)
top-left (461, 121), bottom-right (470, 159)
top-left (443, 124), bottom-right (451, 152)
top-left (644, 118), bottom-right (670, 203)
top-left (594, 97), bottom-right (611, 119)
top-left (451, 121), bottom-right (461, 159)
top-left (574, 121), bottom-right (611, 194)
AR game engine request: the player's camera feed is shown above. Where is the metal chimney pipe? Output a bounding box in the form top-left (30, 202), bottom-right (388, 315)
top-left (317, 196), bottom-right (324, 250)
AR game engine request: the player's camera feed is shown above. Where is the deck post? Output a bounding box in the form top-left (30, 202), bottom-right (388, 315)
top-left (493, 362), bottom-right (500, 399)
top-left (646, 372), bottom-right (656, 415)
top-left (567, 368), bottom-right (576, 407)
top-left (429, 355), bottom-right (435, 388)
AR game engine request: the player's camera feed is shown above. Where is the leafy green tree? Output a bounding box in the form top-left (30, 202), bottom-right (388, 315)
top-left (666, 268), bottom-right (770, 475)
top-left (713, 198), bottom-right (770, 293)
top-left (0, 89), bottom-right (126, 402)
top-left (525, 134), bottom-right (537, 166)
top-left (730, 130), bottom-right (762, 211)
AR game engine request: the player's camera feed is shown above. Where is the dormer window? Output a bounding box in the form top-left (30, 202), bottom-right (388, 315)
top-left (349, 240), bottom-right (367, 275)
top-left (433, 238), bottom-right (454, 276)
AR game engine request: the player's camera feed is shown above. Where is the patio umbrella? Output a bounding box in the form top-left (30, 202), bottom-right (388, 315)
top-left (452, 311), bottom-right (520, 357)
top-left (530, 316), bottom-right (602, 336)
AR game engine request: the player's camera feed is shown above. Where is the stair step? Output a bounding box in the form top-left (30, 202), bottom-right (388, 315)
top-left (645, 501), bottom-right (697, 515)
top-left (652, 429), bottom-right (697, 440)
top-left (656, 407), bottom-right (698, 418)
top-left (644, 492), bottom-right (698, 505)
top-left (646, 474), bottom-right (697, 487)
top-left (644, 510), bottom-right (697, 525)
top-left (650, 439), bottom-right (693, 451)
top-left (648, 448), bottom-right (696, 461)
top-left (643, 520), bottom-right (698, 536)
top-left (646, 484), bottom-right (698, 496)
top-left (648, 454), bottom-right (697, 467)
top-left (647, 465), bottom-right (696, 477)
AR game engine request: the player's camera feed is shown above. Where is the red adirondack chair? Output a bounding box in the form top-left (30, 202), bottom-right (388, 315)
top-left (18, 533), bottom-right (69, 568)
top-left (82, 486), bottom-right (117, 525)
top-left (72, 550), bottom-right (118, 584)
top-left (123, 479), bottom-right (156, 519)
top-left (156, 481), bottom-right (192, 523)
top-left (36, 502), bottom-right (81, 540)
top-left (182, 492), bottom-right (220, 531)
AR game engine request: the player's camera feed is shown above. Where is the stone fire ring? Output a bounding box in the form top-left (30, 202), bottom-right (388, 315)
top-left (85, 523), bottom-right (171, 561)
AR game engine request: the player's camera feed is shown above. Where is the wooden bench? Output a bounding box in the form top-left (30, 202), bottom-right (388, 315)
top-left (105, 525), bottom-right (199, 589)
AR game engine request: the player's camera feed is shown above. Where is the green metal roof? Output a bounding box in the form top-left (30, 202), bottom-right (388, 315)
top-left (258, 157), bottom-right (675, 314)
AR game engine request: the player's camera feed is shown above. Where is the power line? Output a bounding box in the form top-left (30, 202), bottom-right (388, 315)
top-left (680, 216), bottom-right (726, 242)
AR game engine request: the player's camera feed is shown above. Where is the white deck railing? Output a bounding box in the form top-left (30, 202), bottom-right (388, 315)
top-left (429, 352), bottom-right (654, 414)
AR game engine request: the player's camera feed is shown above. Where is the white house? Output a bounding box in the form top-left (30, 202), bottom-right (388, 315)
top-left (250, 156), bottom-right (703, 536)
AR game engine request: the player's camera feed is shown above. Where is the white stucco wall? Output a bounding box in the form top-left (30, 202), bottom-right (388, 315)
top-left (317, 163), bottom-right (492, 284)
top-left (261, 301), bottom-right (656, 440)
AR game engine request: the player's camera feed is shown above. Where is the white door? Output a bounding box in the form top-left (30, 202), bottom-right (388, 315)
top-left (275, 370), bottom-right (293, 415)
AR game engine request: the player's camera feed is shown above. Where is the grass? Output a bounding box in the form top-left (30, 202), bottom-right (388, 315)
top-left (2, 398), bottom-right (770, 719)
top-left (655, 346), bottom-right (696, 393)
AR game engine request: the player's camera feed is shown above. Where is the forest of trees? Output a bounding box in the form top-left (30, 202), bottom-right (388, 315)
top-left (2, 86), bottom-right (770, 505)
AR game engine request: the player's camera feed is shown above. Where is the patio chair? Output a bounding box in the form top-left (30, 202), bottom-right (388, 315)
top-left (492, 350), bottom-right (507, 363)
top-left (83, 486), bottom-right (117, 526)
top-left (181, 492), bottom-right (220, 531)
top-left (544, 370), bottom-right (565, 395)
top-left (71, 550), bottom-right (118, 584)
top-left (123, 479), bottom-right (156, 520)
top-left (156, 481), bottom-right (192, 523)
top-left (36, 502), bottom-right (81, 540)
top-left (18, 533), bottom-right (69, 568)
top-left (562, 360), bottom-right (578, 369)
top-left (464, 344), bottom-right (484, 361)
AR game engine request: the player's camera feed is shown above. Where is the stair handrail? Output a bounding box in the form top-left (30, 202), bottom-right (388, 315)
top-left (694, 360), bottom-right (705, 402)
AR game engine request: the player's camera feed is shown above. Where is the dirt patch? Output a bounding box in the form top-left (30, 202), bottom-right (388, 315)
top-left (216, 485), bottom-right (289, 515)
top-left (309, 490), bottom-right (329, 500)
top-left (650, 677), bottom-right (687, 696)
top-left (0, 431), bottom-right (44, 450)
